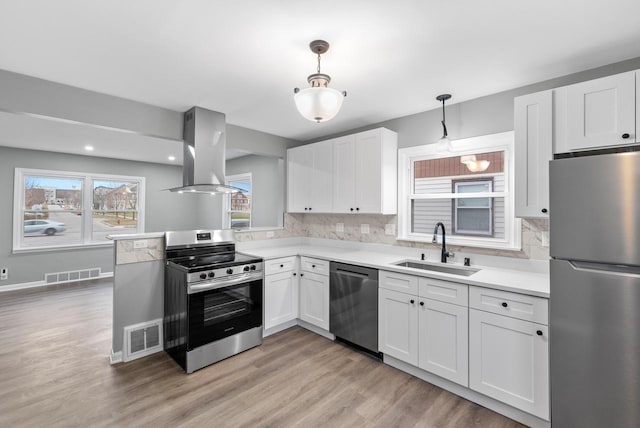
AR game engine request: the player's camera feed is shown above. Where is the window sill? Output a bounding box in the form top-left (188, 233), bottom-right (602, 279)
top-left (13, 241), bottom-right (114, 254)
top-left (396, 235), bottom-right (522, 252)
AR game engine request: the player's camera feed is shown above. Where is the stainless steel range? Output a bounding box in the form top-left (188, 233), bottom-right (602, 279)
top-left (163, 229), bottom-right (263, 373)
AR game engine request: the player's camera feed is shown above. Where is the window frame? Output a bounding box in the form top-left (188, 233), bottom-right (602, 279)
top-left (397, 131), bottom-right (521, 250)
top-left (452, 178), bottom-right (494, 237)
top-left (223, 172), bottom-right (252, 229)
top-left (13, 168), bottom-right (145, 253)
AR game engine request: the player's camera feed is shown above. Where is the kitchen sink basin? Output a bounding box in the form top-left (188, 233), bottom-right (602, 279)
top-left (392, 260), bottom-right (480, 276)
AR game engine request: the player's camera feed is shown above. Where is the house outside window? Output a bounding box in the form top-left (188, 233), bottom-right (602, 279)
top-left (14, 168), bottom-right (145, 252)
top-left (398, 132), bottom-right (520, 250)
top-left (225, 173), bottom-right (252, 229)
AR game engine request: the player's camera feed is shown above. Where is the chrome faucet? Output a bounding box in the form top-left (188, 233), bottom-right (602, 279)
top-left (432, 222), bottom-right (454, 263)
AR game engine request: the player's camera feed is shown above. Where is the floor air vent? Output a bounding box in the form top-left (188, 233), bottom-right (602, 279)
top-left (123, 319), bottom-right (163, 362)
top-left (45, 268), bottom-right (101, 284)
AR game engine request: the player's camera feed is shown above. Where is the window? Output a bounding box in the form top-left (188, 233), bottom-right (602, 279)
top-left (398, 132), bottom-right (520, 250)
top-left (224, 173), bottom-right (252, 229)
top-left (14, 168), bottom-right (145, 252)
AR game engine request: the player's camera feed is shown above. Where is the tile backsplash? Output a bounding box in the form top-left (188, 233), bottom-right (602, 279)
top-left (236, 214), bottom-right (550, 261)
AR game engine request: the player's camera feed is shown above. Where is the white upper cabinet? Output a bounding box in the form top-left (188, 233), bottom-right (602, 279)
top-left (287, 127), bottom-right (397, 215)
top-left (514, 90), bottom-right (552, 218)
top-left (332, 135), bottom-right (357, 212)
top-left (332, 128), bottom-right (397, 214)
top-left (287, 140), bottom-right (333, 213)
top-left (558, 70), bottom-right (636, 152)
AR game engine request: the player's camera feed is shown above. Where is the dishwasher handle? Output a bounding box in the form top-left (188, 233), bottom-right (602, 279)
top-left (333, 269), bottom-right (370, 280)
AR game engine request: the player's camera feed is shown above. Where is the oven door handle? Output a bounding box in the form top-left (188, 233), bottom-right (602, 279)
top-left (187, 272), bottom-right (263, 294)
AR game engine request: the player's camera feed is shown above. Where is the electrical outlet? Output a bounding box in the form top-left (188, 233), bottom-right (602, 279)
top-left (133, 240), bottom-right (148, 249)
top-left (266, 231), bottom-right (275, 238)
top-left (1, 267), bottom-right (7, 280)
top-left (336, 223), bottom-right (344, 233)
top-left (385, 224), bottom-right (395, 236)
top-left (361, 224), bottom-right (370, 234)
top-left (541, 232), bottom-right (549, 247)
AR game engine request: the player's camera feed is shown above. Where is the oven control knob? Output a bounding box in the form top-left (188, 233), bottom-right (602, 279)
top-left (243, 266), bottom-right (250, 272)
top-left (199, 273), bottom-right (207, 280)
top-left (208, 272), bottom-right (215, 278)
top-left (250, 265), bottom-right (256, 271)
top-left (226, 268), bottom-right (233, 275)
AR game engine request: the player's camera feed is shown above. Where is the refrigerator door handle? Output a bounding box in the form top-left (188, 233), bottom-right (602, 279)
top-left (569, 260), bottom-right (640, 277)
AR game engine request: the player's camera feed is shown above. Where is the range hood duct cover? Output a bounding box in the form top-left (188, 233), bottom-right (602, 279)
top-left (168, 107), bottom-right (241, 194)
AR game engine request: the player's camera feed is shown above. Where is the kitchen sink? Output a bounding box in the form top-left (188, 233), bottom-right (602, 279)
top-left (392, 260), bottom-right (480, 276)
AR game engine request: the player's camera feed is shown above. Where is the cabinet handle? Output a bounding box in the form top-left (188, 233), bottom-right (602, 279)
top-left (356, 207), bottom-right (360, 211)
top-left (350, 208), bottom-right (354, 212)
top-left (312, 264), bottom-right (316, 268)
top-left (419, 301), bottom-right (424, 306)
top-left (309, 207), bottom-right (312, 211)
top-left (280, 264), bottom-right (284, 268)
top-left (501, 302), bottom-right (508, 308)
top-left (300, 273), bottom-right (304, 277)
top-left (537, 330), bottom-right (543, 336)
top-left (622, 133), bottom-right (631, 139)
top-left (410, 299), bottom-right (415, 304)
top-left (541, 208), bottom-right (548, 213)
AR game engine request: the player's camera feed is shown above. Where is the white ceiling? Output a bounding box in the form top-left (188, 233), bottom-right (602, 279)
top-left (1, 0), bottom-right (640, 143)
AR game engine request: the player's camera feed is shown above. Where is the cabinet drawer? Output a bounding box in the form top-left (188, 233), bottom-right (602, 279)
top-left (419, 277), bottom-right (468, 307)
top-left (265, 257), bottom-right (296, 276)
top-left (379, 270), bottom-right (419, 295)
top-left (469, 286), bottom-right (548, 325)
top-left (300, 257), bottom-right (329, 275)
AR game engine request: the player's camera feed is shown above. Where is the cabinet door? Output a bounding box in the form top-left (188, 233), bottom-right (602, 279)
top-left (332, 135), bottom-right (356, 213)
top-left (310, 141), bottom-right (334, 212)
top-left (264, 271), bottom-right (298, 330)
top-left (299, 271), bottom-right (329, 330)
top-left (418, 299), bottom-right (468, 386)
top-left (287, 145), bottom-right (313, 212)
top-left (355, 129), bottom-right (382, 213)
top-left (565, 71), bottom-right (635, 151)
top-left (469, 309), bottom-right (549, 420)
top-left (514, 91), bottom-right (552, 218)
top-left (378, 288), bottom-right (418, 366)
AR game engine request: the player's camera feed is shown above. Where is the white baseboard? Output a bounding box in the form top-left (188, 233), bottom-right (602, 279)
top-left (0, 272), bottom-right (113, 293)
top-left (109, 350), bottom-right (123, 365)
top-left (263, 319), bottom-right (298, 337)
top-left (296, 319), bottom-right (335, 340)
top-left (384, 355), bottom-right (550, 428)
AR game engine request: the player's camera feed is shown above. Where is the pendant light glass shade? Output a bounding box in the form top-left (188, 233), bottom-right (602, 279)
top-left (294, 86), bottom-right (345, 123)
top-left (435, 136), bottom-right (453, 154)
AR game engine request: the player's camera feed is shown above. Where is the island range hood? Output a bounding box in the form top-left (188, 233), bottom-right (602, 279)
top-left (168, 107), bottom-right (241, 194)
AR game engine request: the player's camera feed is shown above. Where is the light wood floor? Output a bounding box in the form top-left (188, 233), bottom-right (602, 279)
top-left (0, 280), bottom-right (525, 428)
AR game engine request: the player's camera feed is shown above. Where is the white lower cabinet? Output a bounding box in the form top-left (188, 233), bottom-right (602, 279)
top-left (378, 288), bottom-right (418, 365)
top-left (418, 299), bottom-right (468, 386)
top-left (264, 271), bottom-right (298, 330)
top-left (299, 270), bottom-right (329, 331)
top-left (469, 308), bottom-right (549, 420)
top-left (379, 278), bottom-right (468, 386)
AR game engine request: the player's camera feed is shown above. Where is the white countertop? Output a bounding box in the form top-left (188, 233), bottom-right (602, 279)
top-left (242, 243), bottom-right (550, 298)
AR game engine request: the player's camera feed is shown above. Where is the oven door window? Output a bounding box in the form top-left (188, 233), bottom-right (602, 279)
top-left (188, 279), bottom-right (262, 350)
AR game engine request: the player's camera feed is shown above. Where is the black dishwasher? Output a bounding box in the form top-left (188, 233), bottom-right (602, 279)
top-left (329, 262), bottom-right (379, 355)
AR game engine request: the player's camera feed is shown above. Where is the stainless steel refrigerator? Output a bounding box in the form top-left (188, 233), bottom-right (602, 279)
top-left (550, 151), bottom-right (640, 428)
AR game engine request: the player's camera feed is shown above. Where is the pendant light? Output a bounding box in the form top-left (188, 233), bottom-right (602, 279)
top-left (293, 40), bottom-right (347, 123)
top-left (434, 93), bottom-right (453, 154)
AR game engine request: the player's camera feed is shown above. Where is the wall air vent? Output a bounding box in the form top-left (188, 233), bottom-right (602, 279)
top-left (44, 268), bottom-right (101, 284)
top-left (123, 319), bottom-right (163, 362)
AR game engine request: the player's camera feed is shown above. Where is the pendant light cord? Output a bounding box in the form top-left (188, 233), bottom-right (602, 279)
top-left (317, 52), bottom-right (321, 73)
top-left (441, 99), bottom-right (448, 138)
